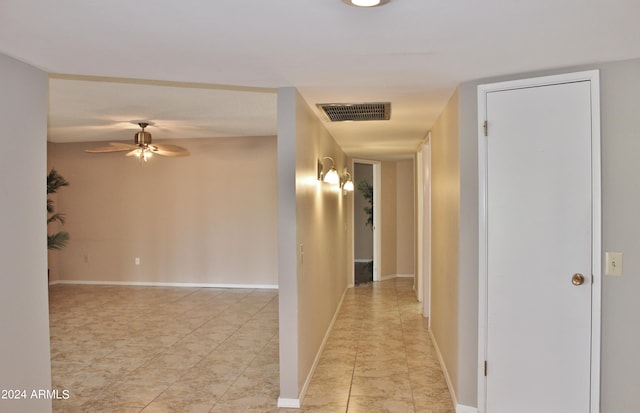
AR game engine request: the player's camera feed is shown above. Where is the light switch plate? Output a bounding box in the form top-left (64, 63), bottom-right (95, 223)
top-left (605, 252), bottom-right (623, 276)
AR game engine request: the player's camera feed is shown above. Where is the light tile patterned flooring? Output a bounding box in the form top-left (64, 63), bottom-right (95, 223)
top-left (49, 278), bottom-right (453, 412)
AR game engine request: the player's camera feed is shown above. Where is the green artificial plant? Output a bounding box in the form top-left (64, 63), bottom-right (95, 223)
top-left (357, 179), bottom-right (374, 279)
top-left (357, 179), bottom-right (374, 228)
top-left (47, 168), bottom-right (70, 250)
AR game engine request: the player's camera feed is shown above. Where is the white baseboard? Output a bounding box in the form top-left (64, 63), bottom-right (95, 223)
top-left (380, 273), bottom-right (415, 281)
top-left (457, 404), bottom-right (478, 413)
top-left (428, 331), bottom-right (479, 413)
top-left (276, 398), bottom-right (300, 408)
top-left (429, 329), bottom-right (458, 408)
top-left (49, 280), bottom-right (278, 289)
top-left (297, 287), bottom-right (349, 403)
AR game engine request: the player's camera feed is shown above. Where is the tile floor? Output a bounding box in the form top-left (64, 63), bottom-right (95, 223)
top-left (49, 278), bottom-right (453, 412)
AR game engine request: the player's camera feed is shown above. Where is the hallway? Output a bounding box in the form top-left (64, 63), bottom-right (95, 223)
top-left (49, 278), bottom-right (452, 412)
top-left (301, 278), bottom-right (454, 412)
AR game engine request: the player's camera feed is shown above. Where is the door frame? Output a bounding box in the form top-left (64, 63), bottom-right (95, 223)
top-left (415, 150), bottom-right (423, 303)
top-left (351, 159), bottom-right (382, 284)
top-left (477, 70), bottom-right (601, 412)
top-left (415, 132), bottom-right (432, 320)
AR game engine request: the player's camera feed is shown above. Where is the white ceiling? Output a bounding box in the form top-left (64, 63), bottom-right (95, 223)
top-left (47, 77), bottom-right (278, 143)
top-left (2, 0), bottom-right (640, 159)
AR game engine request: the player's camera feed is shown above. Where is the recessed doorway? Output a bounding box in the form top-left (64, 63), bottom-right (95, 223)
top-left (353, 160), bottom-right (381, 285)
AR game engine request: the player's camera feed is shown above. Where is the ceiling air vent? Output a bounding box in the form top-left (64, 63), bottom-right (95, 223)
top-left (317, 102), bottom-right (391, 122)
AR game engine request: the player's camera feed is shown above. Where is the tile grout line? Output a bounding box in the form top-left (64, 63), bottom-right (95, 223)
top-left (137, 289), bottom-right (278, 412)
top-left (393, 280), bottom-right (415, 413)
top-left (207, 293), bottom-right (280, 412)
top-left (396, 278), bottom-right (422, 413)
top-left (344, 289), bottom-right (366, 413)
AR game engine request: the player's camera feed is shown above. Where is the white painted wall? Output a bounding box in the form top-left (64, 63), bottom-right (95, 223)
top-left (277, 88), bottom-right (300, 402)
top-left (0, 53), bottom-right (52, 413)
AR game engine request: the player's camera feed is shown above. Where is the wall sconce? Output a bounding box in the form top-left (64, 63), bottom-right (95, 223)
top-left (318, 157), bottom-right (340, 185)
top-left (342, 171), bottom-right (354, 193)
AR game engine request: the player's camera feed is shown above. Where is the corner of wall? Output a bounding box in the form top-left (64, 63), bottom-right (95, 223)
top-left (0, 52), bottom-right (53, 413)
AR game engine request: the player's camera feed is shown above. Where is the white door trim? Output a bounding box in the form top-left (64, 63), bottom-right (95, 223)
top-left (415, 132), bottom-right (432, 319)
top-left (415, 149), bottom-right (424, 302)
top-left (424, 134), bottom-right (432, 321)
top-left (372, 161), bottom-right (381, 282)
top-left (477, 70), bottom-right (601, 413)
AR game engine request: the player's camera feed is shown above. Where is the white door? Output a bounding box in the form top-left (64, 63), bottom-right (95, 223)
top-left (478, 71), bottom-right (601, 413)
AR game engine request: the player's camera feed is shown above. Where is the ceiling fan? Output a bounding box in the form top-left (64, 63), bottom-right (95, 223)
top-left (85, 122), bottom-right (189, 162)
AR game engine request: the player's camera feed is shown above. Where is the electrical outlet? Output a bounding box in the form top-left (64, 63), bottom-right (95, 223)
top-left (605, 252), bottom-right (622, 276)
top-left (299, 244), bottom-right (304, 264)
top-left (135, 257), bottom-right (141, 265)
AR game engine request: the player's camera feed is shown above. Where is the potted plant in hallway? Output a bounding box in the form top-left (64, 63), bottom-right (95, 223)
top-left (357, 179), bottom-right (374, 283)
top-left (47, 168), bottom-right (69, 250)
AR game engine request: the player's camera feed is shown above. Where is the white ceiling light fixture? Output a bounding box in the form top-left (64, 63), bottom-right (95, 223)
top-left (342, 0), bottom-right (390, 7)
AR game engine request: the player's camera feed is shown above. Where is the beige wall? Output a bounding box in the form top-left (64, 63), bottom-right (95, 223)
top-left (47, 136), bottom-right (278, 287)
top-left (0, 53), bottom-right (52, 413)
top-left (381, 161), bottom-right (397, 278)
top-left (278, 88), bottom-right (352, 401)
top-left (395, 159), bottom-right (415, 275)
top-left (378, 160), bottom-right (415, 279)
top-left (430, 88), bottom-right (460, 400)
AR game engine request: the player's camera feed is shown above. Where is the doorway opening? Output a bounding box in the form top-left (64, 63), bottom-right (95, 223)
top-left (354, 162), bottom-right (373, 285)
top-left (352, 160), bottom-right (381, 286)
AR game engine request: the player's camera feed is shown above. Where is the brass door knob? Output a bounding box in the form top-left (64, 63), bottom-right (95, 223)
top-left (571, 273), bottom-right (585, 286)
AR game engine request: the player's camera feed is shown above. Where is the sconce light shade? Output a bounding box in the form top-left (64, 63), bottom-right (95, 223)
top-left (342, 171), bottom-right (354, 192)
top-left (319, 157), bottom-right (341, 185)
top-left (324, 167), bottom-right (340, 185)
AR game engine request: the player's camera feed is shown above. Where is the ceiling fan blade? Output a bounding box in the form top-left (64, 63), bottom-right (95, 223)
top-left (153, 150), bottom-right (190, 157)
top-left (85, 142), bottom-right (138, 153)
top-left (125, 149), bottom-right (142, 157)
top-left (152, 143), bottom-right (190, 157)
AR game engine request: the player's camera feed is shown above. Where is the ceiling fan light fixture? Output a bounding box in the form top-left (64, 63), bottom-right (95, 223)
top-left (135, 122), bottom-right (153, 145)
top-left (141, 148), bottom-right (153, 162)
top-left (134, 131), bottom-right (152, 145)
top-left (85, 121), bottom-right (189, 160)
top-left (128, 147), bottom-right (153, 163)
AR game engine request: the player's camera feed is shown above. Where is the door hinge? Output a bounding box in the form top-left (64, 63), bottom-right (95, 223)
top-left (483, 120), bottom-right (488, 137)
top-left (484, 360), bottom-right (488, 376)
